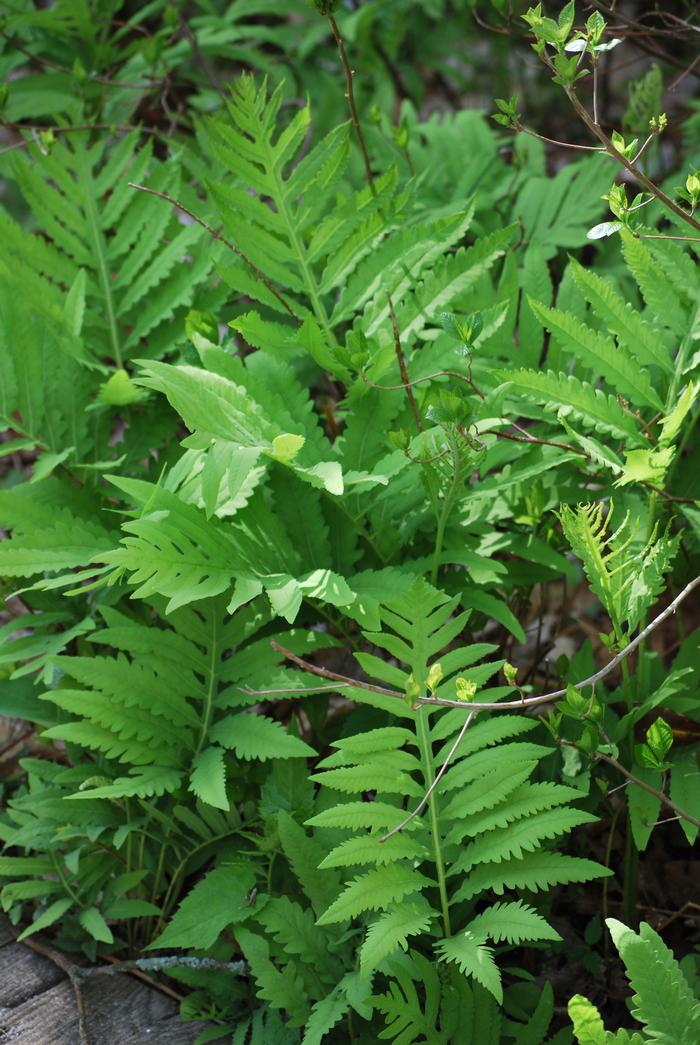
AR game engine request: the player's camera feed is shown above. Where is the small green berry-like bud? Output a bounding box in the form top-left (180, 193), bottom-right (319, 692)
top-left (426, 662), bottom-right (443, 695)
top-left (455, 677), bottom-right (477, 702)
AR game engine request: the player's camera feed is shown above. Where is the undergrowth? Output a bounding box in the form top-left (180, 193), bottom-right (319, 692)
top-left (0, 2), bottom-right (699, 1042)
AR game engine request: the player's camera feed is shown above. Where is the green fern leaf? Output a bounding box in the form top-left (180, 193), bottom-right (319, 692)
top-left (360, 903), bottom-right (436, 977)
top-left (235, 927), bottom-right (309, 1027)
top-left (451, 782), bottom-right (586, 840)
top-left (209, 713), bottom-right (315, 761)
top-left (0, 513), bottom-right (113, 577)
top-left (465, 900), bottom-right (561, 944)
top-left (305, 801), bottom-right (411, 832)
top-left (189, 746), bottom-right (229, 811)
top-left (436, 933), bottom-right (503, 1003)
top-left (277, 811), bottom-right (340, 917)
top-left (319, 834), bottom-right (427, 870)
top-left (455, 852), bottom-right (611, 903)
top-left (317, 865), bottom-right (432, 926)
top-left (149, 863), bottom-right (256, 950)
top-left (497, 369), bottom-right (645, 445)
top-left (453, 808), bottom-right (598, 872)
top-left (66, 766), bottom-right (184, 800)
top-left (528, 298), bottom-right (663, 410)
top-left (607, 919), bottom-right (700, 1044)
top-left (621, 231), bottom-right (689, 339)
top-left (311, 760), bottom-right (423, 795)
top-left (569, 258), bottom-right (673, 374)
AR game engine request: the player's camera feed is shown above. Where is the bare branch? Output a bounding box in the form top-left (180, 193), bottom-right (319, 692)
top-left (270, 575), bottom-right (700, 713)
top-left (128, 183), bottom-right (299, 320)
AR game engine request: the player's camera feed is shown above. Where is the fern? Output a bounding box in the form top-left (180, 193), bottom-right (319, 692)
top-left (39, 598), bottom-right (322, 808)
top-left (569, 919), bottom-right (700, 1044)
top-left (8, 132), bottom-right (221, 365)
top-left (310, 578), bottom-right (606, 1005)
top-left (558, 502), bottom-right (679, 634)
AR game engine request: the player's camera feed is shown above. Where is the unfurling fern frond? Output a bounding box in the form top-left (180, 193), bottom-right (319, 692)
top-left (558, 501), bottom-right (679, 633)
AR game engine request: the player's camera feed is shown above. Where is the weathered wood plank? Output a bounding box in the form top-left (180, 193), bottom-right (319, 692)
top-left (0, 974), bottom-right (211, 1044)
top-left (0, 914), bottom-right (212, 1043)
top-left (0, 943), bottom-right (65, 1007)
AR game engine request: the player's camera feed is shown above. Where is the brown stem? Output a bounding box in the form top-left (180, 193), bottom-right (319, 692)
top-left (561, 83), bottom-right (700, 232)
top-left (387, 292), bottom-right (423, 432)
top-left (482, 427), bottom-right (586, 456)
top-left (516, 123), bottom-right (605, 152)
top-left (561, 741), bottom-right (700, 830)
top-left (270, 575), bottom-right (700, 712)
top-left (327, 14), bottom-right (375, 194)
top-left (270, 641), bottom-right (401, 700)
top-left (128, 183), bottom-right (299, 320)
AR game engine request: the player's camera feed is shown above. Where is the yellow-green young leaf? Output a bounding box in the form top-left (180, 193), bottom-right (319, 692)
top-left (645, 717), bottom-right (673, 762)
top-left (79, 907), bottom-right (114, 944)
top-left (98, 369), bottom-right (145, 407)
top-left (426, 662), bottom-right (443, 694)
top-left (568, 994), bottom-right (606, 1044)
top-left (614, 447), bottom-right (674, 488)
top-left (270, 433), bottom-right (305, 464)
top-left (455, 677), bottom-right (477, 701)
top-left (659, 382), bottom-right (698, 448)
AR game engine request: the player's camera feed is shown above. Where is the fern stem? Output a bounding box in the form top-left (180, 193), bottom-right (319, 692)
top-left (51, 853), bottom-right (83, 909)
top-left (430, 430), bottom-right (460, 586)
top-left (415, 708), bottom-right (451, 938)
top-left (129, 183), bottom-right (298, 320)
top-left (194, 614), bottom-right (219, 759)
top-left (80, 158), bottom-right (123, 368)
top-left (388, 292), bottom-right (423, 433)
top-left (156, 827), bottom-right (246, 932)
top-left (270, 164), bottom-right (338, 349)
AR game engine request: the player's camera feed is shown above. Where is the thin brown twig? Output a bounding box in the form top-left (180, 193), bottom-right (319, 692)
top-left (560, 79), bottom-right (700, 232)
top-left (270, 575), bottom-right (700, 713)
top-left (379, 712), bottom-right (475, 841)
top-left (360, 367), bottom-right (484, 399)
top-left (516, 123), bottom-right (606, 152)
top-left (481, 426), bottom-right (587, 456)
top-left (269, 641), bottom-right (400, 700)
top-left (561, 741), bottom-right (700, 830)
top-left (387, 292), bottom-right (423, 432)
top-left (327, 14), bottom-right (375, 194)
top-left (128, 183), bottom-right (299, 320)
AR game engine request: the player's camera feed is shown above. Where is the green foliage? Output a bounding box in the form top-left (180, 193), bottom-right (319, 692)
top-left (569, 919), bottom-right (700, 1044)
top-left (0, 4), bottom-right (699, 1042)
